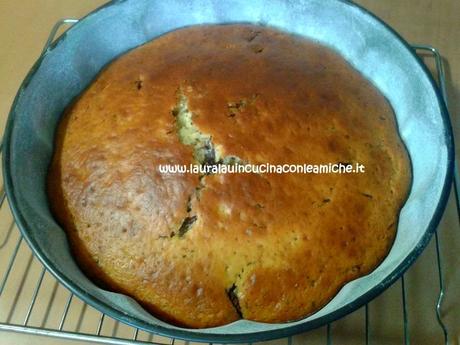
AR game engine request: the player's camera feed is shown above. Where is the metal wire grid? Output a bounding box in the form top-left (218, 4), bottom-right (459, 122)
top-left (0, 19), bottom-right (458, 345)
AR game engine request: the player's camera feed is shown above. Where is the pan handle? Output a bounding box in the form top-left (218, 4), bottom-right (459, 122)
top-left (40, 18), bottom-right (79, 56)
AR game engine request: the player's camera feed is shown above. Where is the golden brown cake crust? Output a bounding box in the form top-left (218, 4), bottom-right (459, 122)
top-left (47, 25), bottom-right (411, 328)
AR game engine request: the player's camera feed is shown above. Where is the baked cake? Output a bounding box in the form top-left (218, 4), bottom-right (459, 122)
top-left (47, 25), bottom-right (411, 328)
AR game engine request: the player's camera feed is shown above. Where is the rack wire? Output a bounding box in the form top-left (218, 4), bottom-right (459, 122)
top-left (0, 19), bottom-right (458, 345)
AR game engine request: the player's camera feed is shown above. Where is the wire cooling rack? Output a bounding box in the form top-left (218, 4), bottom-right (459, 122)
top-left (0, 19), bottom-right (458, 345)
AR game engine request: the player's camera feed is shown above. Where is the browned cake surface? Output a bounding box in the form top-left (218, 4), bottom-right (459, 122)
top-left (47, 24), bottom-right (411, 328)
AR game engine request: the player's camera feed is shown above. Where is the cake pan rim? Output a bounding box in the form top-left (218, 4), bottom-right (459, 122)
top-left (2, 0), bottom-right (455, 342)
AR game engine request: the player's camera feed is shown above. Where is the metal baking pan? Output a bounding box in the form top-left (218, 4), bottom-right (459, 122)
top-left (2, 0), bottom-right (454, 343)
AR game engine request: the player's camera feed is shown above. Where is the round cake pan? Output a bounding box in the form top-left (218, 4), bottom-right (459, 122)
top-left (2, 0), bottom-right (454, 343)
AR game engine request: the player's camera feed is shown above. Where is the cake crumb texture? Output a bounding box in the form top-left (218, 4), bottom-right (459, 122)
top-left (47, 25), bottom-right (411, 328)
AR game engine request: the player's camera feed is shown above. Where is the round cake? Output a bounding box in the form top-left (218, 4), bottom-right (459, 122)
top-left (47, 24), bottom-right (411, 328)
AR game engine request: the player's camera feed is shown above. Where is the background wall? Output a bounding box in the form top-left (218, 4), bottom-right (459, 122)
top-left (0, 1), bottom-right (458, 344)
